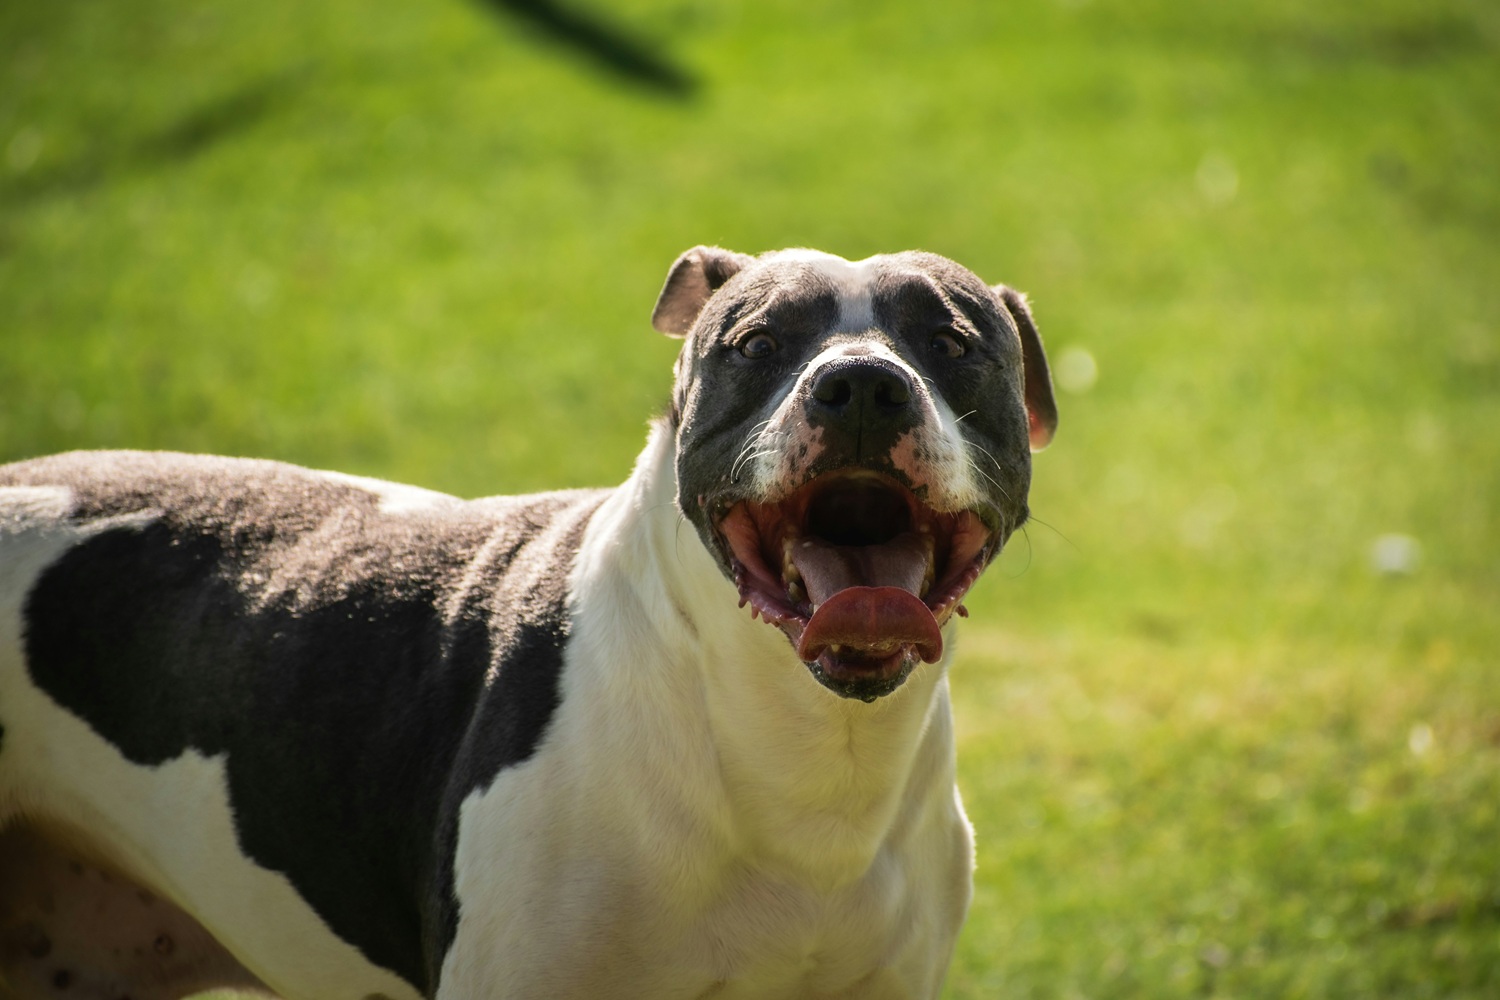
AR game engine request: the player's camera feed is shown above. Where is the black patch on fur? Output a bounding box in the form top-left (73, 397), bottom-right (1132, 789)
top-left (3, 452), bottom-right (606, 995)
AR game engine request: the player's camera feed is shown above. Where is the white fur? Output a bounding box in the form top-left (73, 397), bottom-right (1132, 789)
top-left (767, 249), bottom-right (880, 333)
top-left (440, 426), bottom-right (973, 998)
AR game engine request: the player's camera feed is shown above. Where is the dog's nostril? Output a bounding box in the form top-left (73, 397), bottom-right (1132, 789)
top-left (811, 363), bottom-right (914, 414)
top-left (813, 376), bottom-right (854, 408)
top-left (874, 377), bottom-right (911, 410)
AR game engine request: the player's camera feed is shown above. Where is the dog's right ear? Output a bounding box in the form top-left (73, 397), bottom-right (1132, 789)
top-left (651, 246), bottom-right (754, 337)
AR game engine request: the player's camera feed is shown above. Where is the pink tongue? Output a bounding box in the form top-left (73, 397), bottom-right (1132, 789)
top-left (790, 533), bottom-right (942, 663)
top-left (797, 587), bottom-right (943, 663)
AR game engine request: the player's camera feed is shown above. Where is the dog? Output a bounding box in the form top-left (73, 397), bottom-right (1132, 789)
top-left (0, 246), bottom-right (1056, 1000)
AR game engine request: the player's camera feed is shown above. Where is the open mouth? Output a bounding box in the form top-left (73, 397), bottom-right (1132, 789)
top-left (714, 472), bottom-right (996, 700)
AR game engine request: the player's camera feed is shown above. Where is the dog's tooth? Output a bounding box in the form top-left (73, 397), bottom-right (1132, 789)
top-left (781, 537), bottom-right (802, 583)
top-left (830, 644), bottom-right (842, 654)
top-left (786, 579), bottom-right (805, 603)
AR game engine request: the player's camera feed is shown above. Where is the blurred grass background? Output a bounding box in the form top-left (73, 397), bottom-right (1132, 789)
top-left (2, 0), bottom-right (1497, 996)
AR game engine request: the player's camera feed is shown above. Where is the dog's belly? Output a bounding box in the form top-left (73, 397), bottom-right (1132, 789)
top-left (0, 823), bottom-right (264, 999)
top-left (0, 743), bottom-right (414, 1000)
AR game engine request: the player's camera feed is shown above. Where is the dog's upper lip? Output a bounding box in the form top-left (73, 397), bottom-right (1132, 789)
top-left (713, 472), bottom-right (996, 670)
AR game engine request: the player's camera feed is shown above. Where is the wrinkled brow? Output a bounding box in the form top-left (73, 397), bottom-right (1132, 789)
top-left (873, 274), bottom-right (955, 332)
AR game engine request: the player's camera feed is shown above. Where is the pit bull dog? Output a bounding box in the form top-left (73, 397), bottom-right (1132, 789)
top-left (0, 247), bottom-right (1057, 999)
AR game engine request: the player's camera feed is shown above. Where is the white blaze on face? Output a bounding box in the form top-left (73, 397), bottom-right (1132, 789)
top-left (765, 248), bottom-right (880, 335)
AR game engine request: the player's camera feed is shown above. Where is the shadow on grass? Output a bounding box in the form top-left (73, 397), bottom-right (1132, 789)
top-left (0, 2), bottom-right (695, 208)
top-left (475, 0), bottom-right (698, 97)
top-left (0, 69), bottom-right (304, 206)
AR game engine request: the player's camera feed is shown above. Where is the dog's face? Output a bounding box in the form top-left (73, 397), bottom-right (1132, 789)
top-left (653, 247), bottom-right (1057, 701)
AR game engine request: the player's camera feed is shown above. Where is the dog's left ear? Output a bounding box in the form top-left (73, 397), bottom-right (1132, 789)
top-left (652, 246), bottom-right (754, 337)
top-left (994, 285), bottom-right (1058, 451)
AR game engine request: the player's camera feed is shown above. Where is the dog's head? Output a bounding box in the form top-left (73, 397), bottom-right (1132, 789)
top-left (653, 247), bottom-right (1057, 701)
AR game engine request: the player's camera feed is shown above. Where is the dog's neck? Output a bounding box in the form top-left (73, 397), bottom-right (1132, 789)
top-left (566, 422), bottom-right (959, 886)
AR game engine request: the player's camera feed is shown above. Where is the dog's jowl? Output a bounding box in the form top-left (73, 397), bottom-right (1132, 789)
top-left (0, 248), bottom-right (1056, 1000)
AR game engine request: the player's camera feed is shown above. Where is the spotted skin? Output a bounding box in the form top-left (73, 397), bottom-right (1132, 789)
top-left (0, 825), bottom-right (266, 1000)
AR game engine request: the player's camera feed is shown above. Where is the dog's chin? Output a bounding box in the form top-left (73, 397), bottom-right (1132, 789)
top-left (711, 469), bottom-right (995, 701)
top-left (807, 646), bottom-right (921, 703)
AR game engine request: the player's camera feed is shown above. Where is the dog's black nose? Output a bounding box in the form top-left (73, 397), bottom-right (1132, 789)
top-left (806, 359), bottom-right (919, 457)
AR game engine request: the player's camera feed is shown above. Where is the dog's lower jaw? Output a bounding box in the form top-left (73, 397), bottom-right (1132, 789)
top-left (807, 648), bottom-right (920, 703)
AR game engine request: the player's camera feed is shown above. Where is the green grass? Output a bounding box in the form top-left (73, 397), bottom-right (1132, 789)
top-left (3, 0), bottom-right (1497, 995)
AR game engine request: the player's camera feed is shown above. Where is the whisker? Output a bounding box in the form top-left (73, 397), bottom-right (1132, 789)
top-left (1023, 512), bottom-right (1079, 552)
top-left (732, 448), bottom-right (780, 483)
top-left (998, 524), bottom-right (1035, 577)
top-left (963, 454), bottom-right (1013, 504)
top-left (729, 423), bottom-right (776, 482)
top-left (965, 442), bottom-right (1019, 504)
top-left (730, 442), bottom-right (759, 481)
top-left (969, 439), bottom-right (1003, 470)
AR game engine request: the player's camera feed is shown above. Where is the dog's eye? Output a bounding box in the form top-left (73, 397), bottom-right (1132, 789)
top-left (930, 329), bottom-right (966, 359)
top-left (739, 332), bottom-right (779, 360)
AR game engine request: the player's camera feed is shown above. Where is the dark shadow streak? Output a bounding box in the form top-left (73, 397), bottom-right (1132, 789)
top-left (137, 76), bottom-right (295, 165)
top-left (0, 70), bottom-right (302, 206)
top-left (476, 0), bottom-right (698, 97)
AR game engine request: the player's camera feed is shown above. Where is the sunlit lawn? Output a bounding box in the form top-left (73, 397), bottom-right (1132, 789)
top-left (2, 0), bottom-right (1497, 995)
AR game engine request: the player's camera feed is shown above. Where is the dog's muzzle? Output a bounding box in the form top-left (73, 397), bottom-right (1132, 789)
top-left (803, 355), bottom-right (921, 460)
top-left (711, 358), bottom-right (998, 701)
